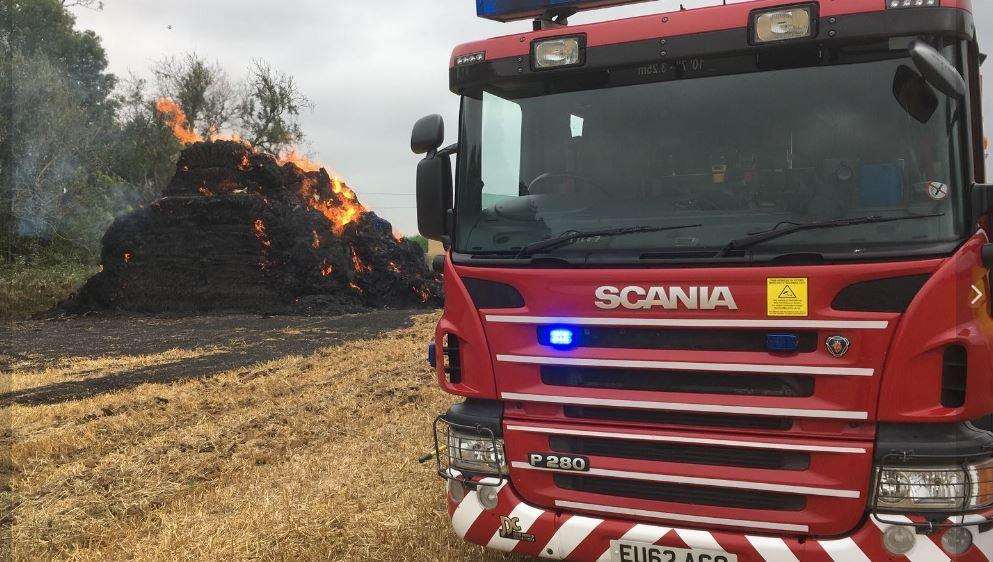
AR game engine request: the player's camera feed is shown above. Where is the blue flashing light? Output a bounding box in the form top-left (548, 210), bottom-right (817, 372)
top-left (766, 333), bottom-right (800, 353)
top-left (477, 0), bottom-right (650, 22)
top-left (548, 328), bottom-right (576, 347)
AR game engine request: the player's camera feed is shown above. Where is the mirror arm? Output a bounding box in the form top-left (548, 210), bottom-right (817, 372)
top-left (438, 143), bottom-right (459, 157)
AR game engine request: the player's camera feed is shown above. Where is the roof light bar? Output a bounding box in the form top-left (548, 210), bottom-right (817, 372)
top-left (477, 0), bottom-right (652, 23)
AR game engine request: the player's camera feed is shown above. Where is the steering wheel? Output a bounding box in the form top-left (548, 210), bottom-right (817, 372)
top-left (527, 172), bottom-right (610, 197)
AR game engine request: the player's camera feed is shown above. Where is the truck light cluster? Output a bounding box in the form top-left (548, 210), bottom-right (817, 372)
top-left (874, 458), bottom-right (993, 512)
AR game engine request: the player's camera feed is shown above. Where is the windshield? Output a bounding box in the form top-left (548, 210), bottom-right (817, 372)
top-left (455, 40), bottom-right (967, 261)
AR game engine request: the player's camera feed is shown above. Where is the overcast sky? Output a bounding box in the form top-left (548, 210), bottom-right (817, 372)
top-left (74, 1), bottom-right (993, 235)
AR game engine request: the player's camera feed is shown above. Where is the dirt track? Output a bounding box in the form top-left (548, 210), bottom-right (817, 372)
top-left (4, 311), bottom-right (525, 561)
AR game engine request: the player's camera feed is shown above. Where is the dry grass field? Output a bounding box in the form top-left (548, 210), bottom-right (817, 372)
top-left (2, 310), bottom-right (525, 561)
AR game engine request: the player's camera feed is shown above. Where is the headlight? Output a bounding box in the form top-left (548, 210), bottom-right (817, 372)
top-left (751, 5), bottom-right (815, 44)
top-left (532, 36), bottom-right (584, 70)
top-left (874, 458), bottom-right (993, 512)
top-left (446, 429), bottom-right (508, 475)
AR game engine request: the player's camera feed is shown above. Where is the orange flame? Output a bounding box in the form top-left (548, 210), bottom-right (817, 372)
top-left (297, 173), bottom-right (367, 235)
top-left (321, 262), bottom-right (334, 277)
top-left (156, 98), bottom-right (369, 236)
top-left (351, 249), bottom-right (371, 273)
top-left (279, 149), bottom-right (322, 173)
top-left (253, 219), bottom-right (271, 249)
top-left (123, 251), bottom-right (133, 264)
top-left (155, 98), bottom-right (202, 144)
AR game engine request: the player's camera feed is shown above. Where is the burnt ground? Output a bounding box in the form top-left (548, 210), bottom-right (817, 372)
top-left (1, 309), bottom-right (425, 407)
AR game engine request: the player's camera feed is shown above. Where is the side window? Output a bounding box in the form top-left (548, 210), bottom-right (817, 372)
top-left (481, 92), bottom-right (523, 207)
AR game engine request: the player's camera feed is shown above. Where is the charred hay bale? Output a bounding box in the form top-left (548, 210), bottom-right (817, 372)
top-left (58, 140), bottom-right (443, 315)
top-left (344, 213), bottom-right (443, 308)
top-left (164, 141), bottom-right (285, 199)
top-left (67, 195), bottom-right (364, 313)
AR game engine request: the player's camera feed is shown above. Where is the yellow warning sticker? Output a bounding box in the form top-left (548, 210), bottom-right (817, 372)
top-left (767, 278), bottom-right (809, 317)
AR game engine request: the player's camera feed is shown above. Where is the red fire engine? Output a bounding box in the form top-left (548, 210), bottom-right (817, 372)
top-left (412, 0), bottom-right (992, 559)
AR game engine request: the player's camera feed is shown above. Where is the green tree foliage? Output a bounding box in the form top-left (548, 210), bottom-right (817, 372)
top-left (1, 0), bottom-right (121, 262)
top-left (109, 76), bottom-right (183, 204)
top-left (237, 61), bottom-right (309, 155)
top-left (154, 53), bottom-right (235, 138)
top-left (0, 0), bottom-right (314, 267)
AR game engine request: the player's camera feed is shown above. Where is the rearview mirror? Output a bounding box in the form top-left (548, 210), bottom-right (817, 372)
top-left (909, 40), bottom-right (966, 100)
top-left (416, 154), bottom-right (452, 241)
top-left (411, 114), bottom-right (445, 155)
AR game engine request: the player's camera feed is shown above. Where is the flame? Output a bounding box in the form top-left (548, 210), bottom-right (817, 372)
top-left (123, 251), bottom-right (133, 264)
top-left (253, 219), bottom-right (271, 270)
top-left (321, 262), bottom-right (334, 277)
top-left (349, 282), bottom-right (364, 294)
top-left (311, 230), bottom-right (321, 249)
top-left (351, 249), bottom-right (371, 273)
top-left (156, 97), bottom-right (369, 236)
top-left (155, 98), bottom-right (202, 144)
top-left (253, 219), bottom-right (271, 249)
top-left (156, 97), bottom-right (250, 147)
top-left (388, 261), bottom-right (400, 274)
top-left (298, 173), bottom-right (367, 235)
top-left (279, 148), bottom-right (322, 173)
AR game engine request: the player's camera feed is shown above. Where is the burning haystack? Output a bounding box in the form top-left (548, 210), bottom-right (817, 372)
top-left (61, 135), bottom-right (441, 314)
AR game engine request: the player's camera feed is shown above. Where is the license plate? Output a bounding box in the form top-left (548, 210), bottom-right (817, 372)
top-left (611, 540), bottom-right (738, 562)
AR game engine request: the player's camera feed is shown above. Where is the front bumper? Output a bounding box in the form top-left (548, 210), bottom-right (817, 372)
top-left (447, 480), bottom-right (993, 561)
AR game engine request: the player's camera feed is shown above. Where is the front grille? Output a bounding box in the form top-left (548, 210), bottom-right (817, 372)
top-left (554, 474), bottom-right (806, 511)
top-left (549, 436), bottom-right (810, 470)
top-left (564, 406), bottom-right (794, 431)
top-left (540, 326), bottom-right (818, 352)
top-left (542, 366), bottom-right (814, 398)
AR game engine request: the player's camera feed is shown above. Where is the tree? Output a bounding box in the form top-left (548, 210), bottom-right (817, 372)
top-left (109, 75), bottom-right (182, 204)
top-left (153, 53), bottom-right (236, 138)
top-left (0, 0), bottom-right (119, 261)
top-left (237, 60), bottom-right (309, 155)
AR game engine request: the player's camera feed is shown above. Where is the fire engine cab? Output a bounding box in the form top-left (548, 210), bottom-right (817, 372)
top-left (412, 0), bottom-right (993, 559)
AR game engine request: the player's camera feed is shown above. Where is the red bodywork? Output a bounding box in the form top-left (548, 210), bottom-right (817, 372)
top-left (435, 0), bottom-right (990, 560)
top-left (450, 0), bottom-right (973, 68)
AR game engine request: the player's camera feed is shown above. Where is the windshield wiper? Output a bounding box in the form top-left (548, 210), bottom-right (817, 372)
top-left (716, 213), bottom-right (946, 257)
top-left (516, 223), bottom-right (703, 258)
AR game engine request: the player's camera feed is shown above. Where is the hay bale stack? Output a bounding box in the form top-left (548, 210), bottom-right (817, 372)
top-left (60, 141), bottom-right (441, 314)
